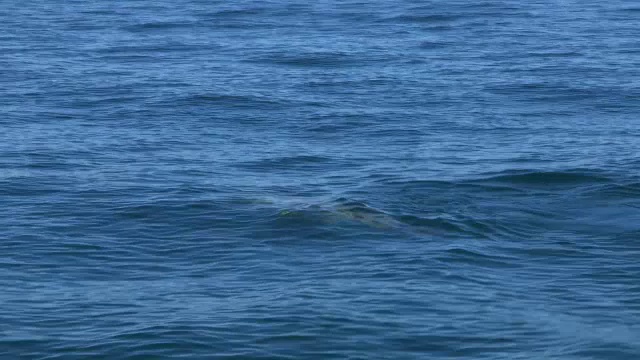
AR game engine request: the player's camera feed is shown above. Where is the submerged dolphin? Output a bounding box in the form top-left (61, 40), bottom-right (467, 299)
top-left (268, 197), bottom-right (405, 231)
top-left (330, 202), bottom-right (402, 229)
top-left (242, 196), bottom-right (442, 236)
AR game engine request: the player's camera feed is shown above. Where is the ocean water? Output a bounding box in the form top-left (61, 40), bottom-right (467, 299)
top-left (2, 0), bottom-right (640, 358)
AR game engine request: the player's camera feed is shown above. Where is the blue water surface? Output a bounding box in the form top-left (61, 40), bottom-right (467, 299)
top-left (2, 0), bottom-right (640, 359)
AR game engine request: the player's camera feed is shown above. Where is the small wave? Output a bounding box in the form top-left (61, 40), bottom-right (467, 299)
top-left (248, 52), bottom-right (357, 68)
top-left (484, 82), bottom-right (603, 100)
top-left (581, 182), bottom-right (640, 200)
top-left (94, 43), bottom-right (203, 56)
top-left (79, 9), bottom-right (119, 16)
top-left (122, 21), bottom-right (194, 32)
top-left (304, 123), bottom-right (362, 134)
top-left (206, 8), bottom-right (268, 17)
top-left (438, 248), bottom-right (522, 268)
top-left (469, 170), bottom-right (612, 189)
top-left (527, 50), bottom-right (583, 58)
top-left (381, 14), bottom-right (461, 23)
top-left (236, 155), bottom-right (333, 171)
top-left (376, 178), bottom-right (528, 197)
top-left (418, 41), bottom-right (450, 49)
top-left (176, 93), bottom-right (286, 109)
top-left (618, 7), bottom-right (640, 13)
top-left (396, 213), bottom-right (529, 240)
top-left (396, 215), bottom-right (468, 235)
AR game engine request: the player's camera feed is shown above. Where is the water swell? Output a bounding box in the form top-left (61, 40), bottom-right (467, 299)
top-left (381, 14), bottom-right (462, 24)
top-left (122, 21), bottom-right (195, 32)
top-left (236, 155), bottom-right (334, 171)
top-left (173, 93), bottom-right (294, 110)
top-left (468, 169), bottom-right (613, 189)
top-left (247, 51), bottom-right (359, 68)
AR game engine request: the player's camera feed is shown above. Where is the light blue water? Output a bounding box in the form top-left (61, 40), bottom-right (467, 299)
top-left (2, 1), bottom-right (640, 358)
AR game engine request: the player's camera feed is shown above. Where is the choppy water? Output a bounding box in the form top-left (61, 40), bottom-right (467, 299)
top-left (2, 0), bottom-right (640, 358)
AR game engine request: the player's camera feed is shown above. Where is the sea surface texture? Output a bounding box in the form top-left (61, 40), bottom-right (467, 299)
top-left (2, 0), bottom-right (640, 359)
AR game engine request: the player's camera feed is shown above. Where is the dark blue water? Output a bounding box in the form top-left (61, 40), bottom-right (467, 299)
top-left (2, 0), bottom-right (640, 358)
